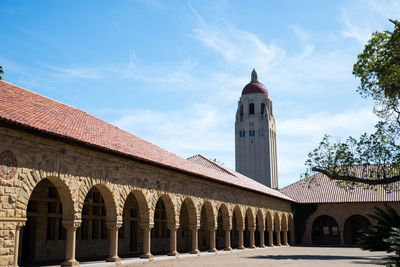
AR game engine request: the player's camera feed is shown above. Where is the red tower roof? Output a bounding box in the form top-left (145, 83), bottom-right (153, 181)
top-left (241, 69), bottom-right (268, 95)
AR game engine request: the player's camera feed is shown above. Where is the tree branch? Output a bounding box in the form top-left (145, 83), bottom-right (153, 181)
top-left (312, 167), bottom-right (400, 185)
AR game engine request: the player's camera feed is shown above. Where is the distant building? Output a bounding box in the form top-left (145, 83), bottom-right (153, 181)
top-left (235, 69), bottom-right (278, 188)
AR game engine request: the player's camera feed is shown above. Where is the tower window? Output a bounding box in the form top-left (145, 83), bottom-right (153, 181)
top-left (249, 129), bottom-right (255, 137)
top-left (261, 103), bottom-right (265, 115)
top-left (249, 103), bottom-right (254, 115)
top-left (240, 105), bottom-right (243, 120)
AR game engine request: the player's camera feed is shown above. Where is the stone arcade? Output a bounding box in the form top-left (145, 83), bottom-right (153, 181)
top-left (0, 80), bottom-right (294, 266)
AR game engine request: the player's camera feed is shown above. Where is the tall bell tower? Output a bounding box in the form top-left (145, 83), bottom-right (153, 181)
top-left (235, 69), bottom-right (278, 188)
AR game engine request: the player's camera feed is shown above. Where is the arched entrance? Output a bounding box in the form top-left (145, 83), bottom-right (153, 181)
top-left (177, 201), bottom-right (192, 253)
top-left (344, 215), bottom-right (370, 245)
top-left (198, 203), bottom-right (213, 251)
top-left (312, 215), bottom-right (340, 245)
top-left (216, 209), bottom-right (225, 250)
top-left (119, 193), bottom-right (144, 256)
top-left (21, 179), bottom-right (67, 265)
top-left (76, 187), bottom-right (110, 260)
top-left (151, 198), bottom-right (169, 255)
top-left (231, 209), bottom-right (239, 248)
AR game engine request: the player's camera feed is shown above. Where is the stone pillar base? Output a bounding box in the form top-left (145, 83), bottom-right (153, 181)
top-left (249, 245), bottom-right (256, 249)
top-left (167, 251), bottom-right (179, 257)
top-left (140, 253), bottom-right (154, 261)
top-left (106, 256), bottom-right (121, 264)
top-left (190, 249), bottom-right (200, 255)
top-left (259, 245), bottom-right (266, 248)
top-left (238, 246), bottom-right (244, 250)
top-left (224, 247), bottom-right (232, 251)
top-left (61, 259), bottom-right (79, 267)
top-left (208, 248), bottom-right (217, 253)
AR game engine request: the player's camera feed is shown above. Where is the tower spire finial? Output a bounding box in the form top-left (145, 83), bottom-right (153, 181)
top-left (251, 68), bottom-right (258, 82)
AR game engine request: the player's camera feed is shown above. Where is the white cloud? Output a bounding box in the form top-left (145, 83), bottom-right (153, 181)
top-left (277, 108), bottom-right (379, 187)
top-left (112, 104), bottom-right (234, 159)
top-left (340, 10), bottom-right (373, 44)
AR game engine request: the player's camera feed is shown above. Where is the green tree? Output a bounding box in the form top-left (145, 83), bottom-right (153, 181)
top-left (357, 205), bottom-right (400, 266)
top-left (305, 20), bottom-right (400, 187)
top-left (0, 66), bottom-right (3, 80)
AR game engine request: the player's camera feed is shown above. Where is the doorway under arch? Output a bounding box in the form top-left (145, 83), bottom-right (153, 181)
top-left (312, 215), bottom-right (340, 245)
top-left (344, 215), bottom-right (370, 245)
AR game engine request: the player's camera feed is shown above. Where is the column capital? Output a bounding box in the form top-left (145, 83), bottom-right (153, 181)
top-left (62, 220), bottom-right (81, 230)
top-left (258, 226), bottom-right (266, 232)
top-left (208, 225), bottom-right (217, 231)
top-left (236, 226), bottom-right (244, 231)
top-left (189, 224), bottom-right (199, 231)
top-left (140, 222), bottom-right (154, 230)
top-left (16, 221), bottom-right (26, 230)
top-left (167, 223), bottom-right (180, 230)
top-left (248, 226), bottom-right (256, 231)
top-left (106, 221), bottom-right (123, 230)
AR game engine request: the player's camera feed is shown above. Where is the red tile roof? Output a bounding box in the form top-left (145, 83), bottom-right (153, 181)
top-left (242, 81), bottom-right (268, 95)
top-left (280, 170), bottom-right (400, 203)
top-left (0, 80), bottom-right (292, 201)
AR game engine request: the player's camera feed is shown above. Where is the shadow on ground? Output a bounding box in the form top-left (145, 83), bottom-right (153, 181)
top-left (245, 254), bottom-right (385, 265)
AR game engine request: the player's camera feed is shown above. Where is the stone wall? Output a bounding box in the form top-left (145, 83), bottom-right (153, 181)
top-left (302, 202), bottom-right (400, 245)
top-left (0, 126), bottom-right (293, 266)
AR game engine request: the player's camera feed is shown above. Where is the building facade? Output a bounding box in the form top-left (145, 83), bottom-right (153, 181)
top-left (235, 69), bottom-right (278, 188)
top-left (0, 80), bottom-right (294, 267)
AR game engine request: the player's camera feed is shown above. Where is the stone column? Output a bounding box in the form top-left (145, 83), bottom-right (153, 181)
top-left (249, 227), bottom-right (256, 248)
top-left (237, 227), bottom-right (244, 249)
top-left (189, 225), bottom-right (200, 255)
top-left (208, 226), bottom-right (217, 253)
top-left (140, 223), bottom-right (154, 260)
top-left (12, 221), bottom-right (26, 267)
top-left (268, 229), bottom-right (273, 247)
top-left (283, 230), bottom-right (288, 246)
top-left (258, 228), bottom-right (265, 248)
top-left (167, 224), bottom-right (179, 257)
top-left (61, 220), bottom-right (81, 267)
top-left (275, 229), bottom-right (281, 246)
top-left (106, 222), bottom-right (122, 263)
top-left (224, 228), bottom-right (232, 251)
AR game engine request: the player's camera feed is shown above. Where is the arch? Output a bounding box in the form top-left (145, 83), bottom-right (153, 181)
top-left (119, 191), bottom-right (147, 255)
top-left (217, 203), bottom-right (231, 229)
top-left (200, 201), bottom-right (215, 228)
top-left (198, 201), bottom-right (215, 251)
top-left (273, 212), bottom-right (281, 232)
top-left (177, 198), bottom-right (197, 253)
top-left (244, 208), bottom-right (255, 247)
top-left (232, 206), bottom-right (244, 229)
top-left (17, 175), bottom-right (76, 221)
top-left (344, 215), bottom-right (371, 245)
top-left (265, 210), bottom-right (273, 231)
top-left (78, 182), bottom-right (118, 223)
top-left (256, 209), bottom-right (265, 230)
top-left (179, 197), bottom-right (198, 226)
top-left (152, 194), bottom-right (177, 225)
top-left (120, 188), bottom-right (150, 224)
top-left (312, 215), bottom-right (340, 245)
top-left (21, 178), bottom-right (68, 264)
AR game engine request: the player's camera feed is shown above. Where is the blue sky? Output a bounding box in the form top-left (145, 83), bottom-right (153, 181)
top-left (1, 0), bottom-right (399, 187)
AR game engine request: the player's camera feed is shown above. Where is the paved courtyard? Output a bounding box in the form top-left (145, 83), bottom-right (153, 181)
top-left (119, 246), bottom-right (390, 267)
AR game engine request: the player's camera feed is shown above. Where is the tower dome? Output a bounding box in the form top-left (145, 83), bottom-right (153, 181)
top-left (241, 69), bottom-right (268, 95)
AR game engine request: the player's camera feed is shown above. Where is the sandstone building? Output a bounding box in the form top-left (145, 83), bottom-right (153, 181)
top-left (0, 80), bottom-right (294, 266)
top-left (235, 69), bottom-right (278, 188)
